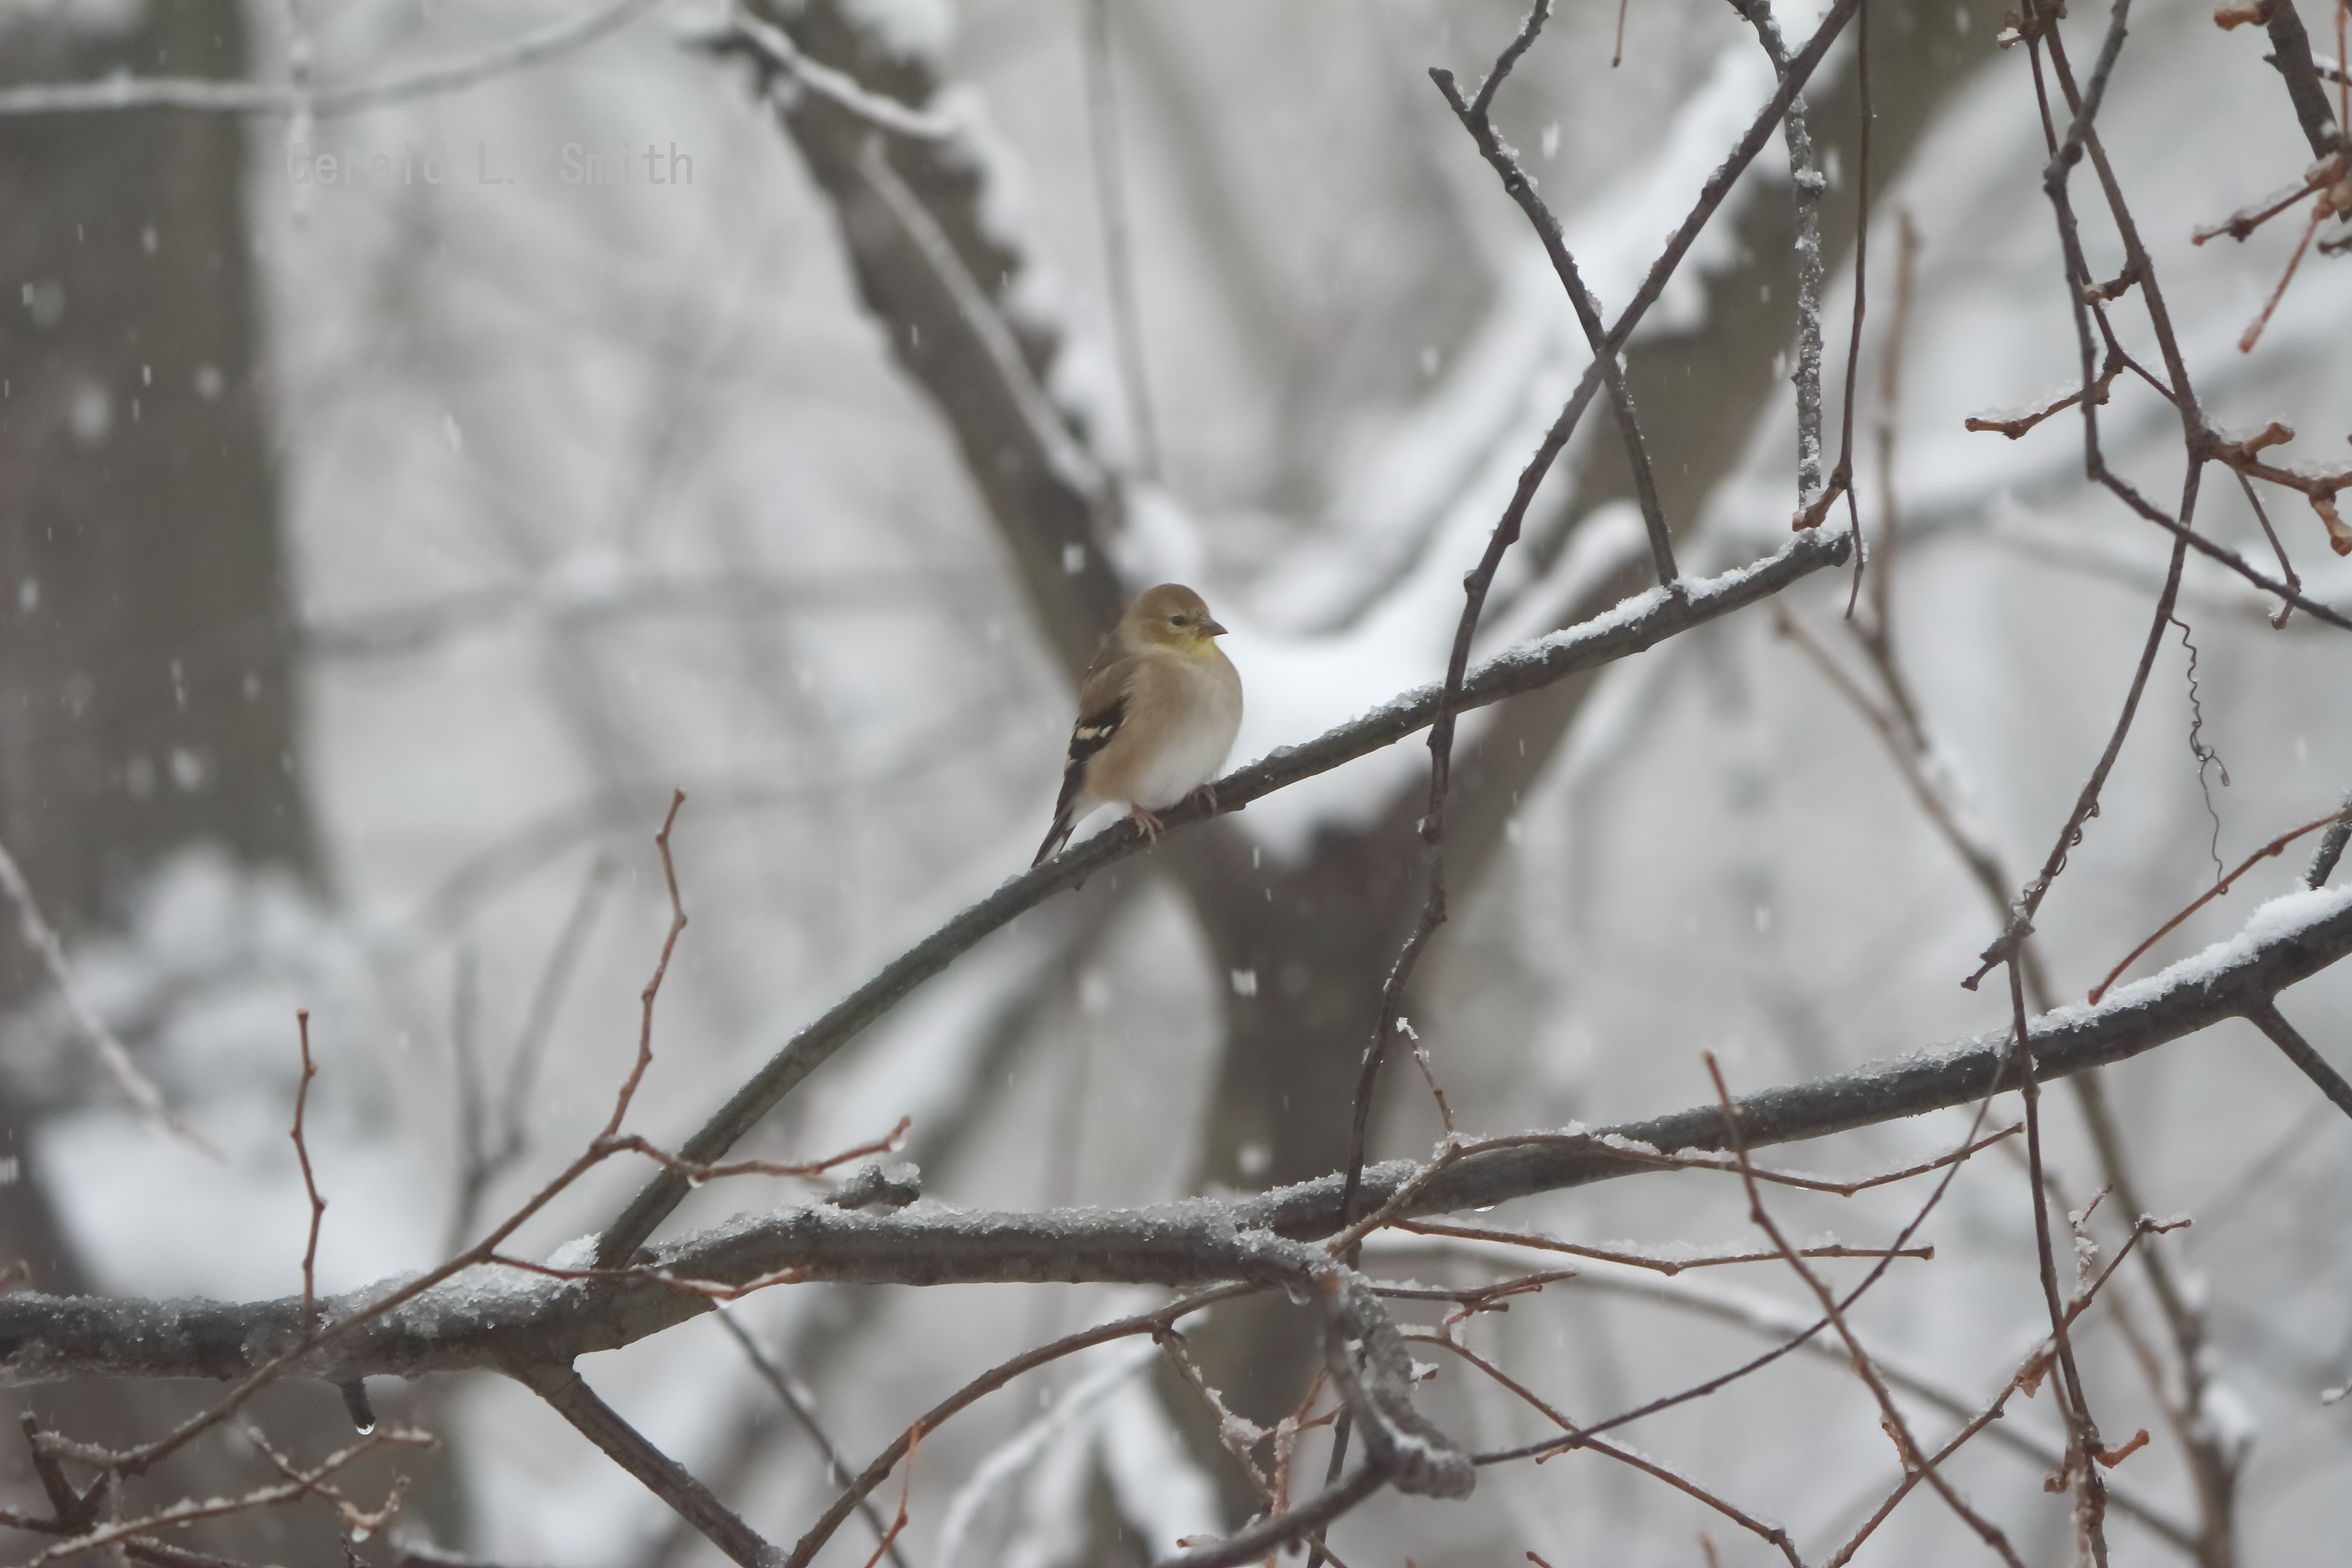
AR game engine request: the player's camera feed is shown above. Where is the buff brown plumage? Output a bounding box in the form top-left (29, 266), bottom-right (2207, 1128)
top-left (1033, 584), bottom-right (1244, 866)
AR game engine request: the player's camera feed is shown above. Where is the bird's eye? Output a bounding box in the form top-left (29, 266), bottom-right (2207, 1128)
top-left (1171, 615), bottom-right (1188, 626)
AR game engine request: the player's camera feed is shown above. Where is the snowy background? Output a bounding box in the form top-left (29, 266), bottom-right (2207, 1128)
top-left (5, 0), bottom-right (2350, 1563)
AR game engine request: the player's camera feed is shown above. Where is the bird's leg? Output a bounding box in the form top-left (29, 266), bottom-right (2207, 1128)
top-left (1128, 804), bottom-right (1165, 841)
top-left (1188, 782), bottom-right (1222, 814)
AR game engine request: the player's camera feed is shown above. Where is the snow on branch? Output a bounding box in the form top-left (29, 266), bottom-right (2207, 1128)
top-left (7, 881), bottom-right (2346, 1391)
top-left (722, 5), bottom-right (957, 141)
top-left (0, 0), bottom-right (668, 118)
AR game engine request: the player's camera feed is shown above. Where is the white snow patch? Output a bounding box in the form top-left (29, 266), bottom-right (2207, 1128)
top-left (544, 1233), bottom-right (601, 1270)
top-left (1098, 1376), bottom-right (1224, 1556)
top-left (2046, 885), bottom-right (2352, 1024)
top-left (843, 0), bottom-right (954, 59)
top-left (935, 1335), bottom-right (1160, 1568)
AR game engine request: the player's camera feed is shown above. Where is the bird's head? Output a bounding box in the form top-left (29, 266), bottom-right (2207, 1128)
top-left (1121, 583), bottom-right (1229, 654)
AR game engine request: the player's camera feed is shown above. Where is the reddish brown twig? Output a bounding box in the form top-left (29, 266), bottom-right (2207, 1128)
top-left (1999, 916), bottom-right (2113, 1554)
top-left (607, 788), bottom-right (691, 1142)
top-left (1704, 1052), bottom-right (2026, 1565)
top-left (30, 794), bottom-right (704, 1486)
top-left (2191, 165), bottom-right (2337, 244)
top-left (2217, 156), bottom-right (2349, 353)
top-left (474, 1114), bottom-right (910, 1304)
top-left (1822, 1212), bottom-right (2175, 1567)
top-left (1964, 355), bottom-right (2122, 440)
top-left (1332, 1121), bottom-right (2015, 1269)
top-left (856, 1425), bottom-right (917, 1568)
top-left (1627, 1123), bottom-right (2024, 1193)
top-left (1395, 1218), bottom-right (1931, 1275)
top-left (1372, 1268), bottom-right (1581, 1323)
top-left (2204, 420), bottom-right (2352, 554)
top-left (599, 1116), bottom-right (909, 1185)
top-left (1419, 1333), bottom-right (1801, 1566)
top-left (292, 1010), bottom-right (327, 1329)
top-left (2087, 804), bottom-right (2352, 1002)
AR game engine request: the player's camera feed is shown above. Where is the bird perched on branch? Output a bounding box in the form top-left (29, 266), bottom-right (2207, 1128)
top-left (1033, 583), bottom-right (1243, 866)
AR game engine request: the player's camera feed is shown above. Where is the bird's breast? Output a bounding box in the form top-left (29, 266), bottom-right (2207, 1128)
top-left (1121, 652), bottom-right (1242, 810)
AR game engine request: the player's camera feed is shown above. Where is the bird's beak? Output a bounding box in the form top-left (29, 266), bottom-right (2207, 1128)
top-left (1202, 617), bottom-right (1229, 637)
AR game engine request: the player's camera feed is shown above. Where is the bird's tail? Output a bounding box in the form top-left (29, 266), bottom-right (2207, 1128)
top-left (1032, 807), bottom-right (1077, 867)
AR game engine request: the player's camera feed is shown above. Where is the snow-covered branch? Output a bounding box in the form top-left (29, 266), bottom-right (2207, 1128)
top-left (8, 882), bottom-right (2345, 1391)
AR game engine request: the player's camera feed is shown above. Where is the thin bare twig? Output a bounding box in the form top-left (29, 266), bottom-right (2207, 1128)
top-left (1418, 1333), bottom-right (1801, 1565)
top-left (26, 795), bottom-right (699, 1485)
top-left (2004, 953), bottom-right (2112, 1558)
top-left (780, 1285), bottom-right (1259, 1568)
top-left (1431, 0), bottom-right (1679, 588)
top-left (1479, 1042), bottom-right (2015, 1473)
top-left (0, 0), bottom-right (669, 117)
top-left (292, 1011), bottom-right (327, 1329)
top-left (1826, 1211), bottom-right (2180, 1566)
top-left (1704, 1053), bottom-right (2028, 1565)
top-left (13, 1430), bottom-right (430, 1567)
top-left (239, 1423), bottom-right (410, 1541)
top-left (1158, 1461), bottom-right (1392, 1568)
top-left (1833, 0), bottom-right (1873, 622)
top-left (2232, 466), bottom-right (2306, 626)
top-left (1368, 1236), bottom-right (2196, 1551)
top-left (0, 835), bottom-right (216, 1156)
top-left (1869, 206), bottom-right (1922, 638)
top-left (449, 852), bottom-right (622, 1251)
top-left (1081, 0), bottom-right (1162, 480)
top-left (607, 790), bottom-right (691, 1143)
top-left (1396, 1218), bottom-right (1932, 1275)
top-left (1158, 1328), bottom-right (1277, 1503)
top-left (1340, 0), bottom-right (1867, 1237)
top-left (1964, 356), bottom-right (2124, 441)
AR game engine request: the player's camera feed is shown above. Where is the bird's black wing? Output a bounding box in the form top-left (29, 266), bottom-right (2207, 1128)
top-left (1033, 694), bottom-right (1127, 866)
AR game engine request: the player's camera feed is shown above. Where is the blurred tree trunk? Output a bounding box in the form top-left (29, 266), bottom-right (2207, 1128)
top-left (0, 3), bottom-right (441, 1558)
top-left (758, 0), bottom-right (2007, 1524)
top-left (0, 4), bottom-right (311, 939)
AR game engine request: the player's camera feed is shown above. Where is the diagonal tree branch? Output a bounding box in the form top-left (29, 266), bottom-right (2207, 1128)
top-left (737, 0), bottom-right (1125, 677)
top-left (593, 528), bottom-right (1847, 1267)
top-left (519, 1361), bottom-right (783, 1568)
top-left (2250, 0), bottom-right (2349, 159)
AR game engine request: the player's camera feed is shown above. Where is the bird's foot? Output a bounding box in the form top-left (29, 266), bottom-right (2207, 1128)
top-left (1189, 782), bottom-right (1221, 814)
top-left (1128, 804), bottom-right (1166, 841)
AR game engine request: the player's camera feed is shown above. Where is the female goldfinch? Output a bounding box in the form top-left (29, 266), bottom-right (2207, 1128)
top-left (1033, 583), bottom-right (1244, 865)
